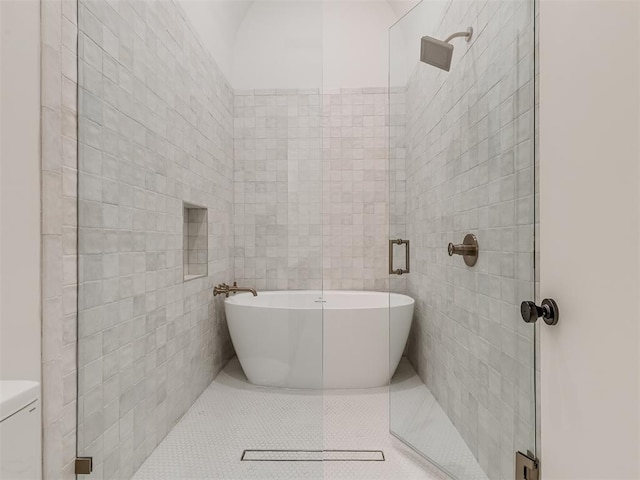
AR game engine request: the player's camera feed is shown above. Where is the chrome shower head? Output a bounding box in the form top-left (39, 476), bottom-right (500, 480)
top-left (420, 27), bottom-right (473, 72)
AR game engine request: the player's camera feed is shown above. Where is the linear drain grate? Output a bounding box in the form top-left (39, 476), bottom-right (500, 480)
top-left (241, 450), bottom-right (385, 462)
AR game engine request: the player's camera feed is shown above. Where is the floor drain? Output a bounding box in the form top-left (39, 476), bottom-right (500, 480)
top-left (241, 450), bottom-right (385, 462)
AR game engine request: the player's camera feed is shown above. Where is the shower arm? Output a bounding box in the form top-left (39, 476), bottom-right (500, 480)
top-left (444, 27), bottom-right (473, 44)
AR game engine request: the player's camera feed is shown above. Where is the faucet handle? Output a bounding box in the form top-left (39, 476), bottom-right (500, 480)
top-left (447, 233), bottom-right (479, 266)
top-left (213, 283), bottom-right (231, 297)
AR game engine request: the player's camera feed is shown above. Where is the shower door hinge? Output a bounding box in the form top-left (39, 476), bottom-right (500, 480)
top-left (515, 451), bottom-right (539, 480)
top-left (75, 457), bottom-right (93, 475)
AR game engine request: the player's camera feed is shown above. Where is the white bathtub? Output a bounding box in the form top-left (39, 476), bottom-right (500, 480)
top-left (224, 290), bottom-right (414, 389)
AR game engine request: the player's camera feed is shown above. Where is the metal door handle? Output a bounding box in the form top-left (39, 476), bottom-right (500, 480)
top-left (389, 239), bottom-right (410, 275)
top-left (447, 233), bottom-right (479, 266)
top-left (521, 299), bottom-right (559, 325)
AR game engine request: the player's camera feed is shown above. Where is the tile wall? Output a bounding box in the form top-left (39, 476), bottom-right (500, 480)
top-left (41, 0), bottom-right (79, 478)
top-left (75, 0), bottom-right (234, 478)
top-left (234, 87), bottom-right (405, 292)
top-left (402, 0), bottom-right (536, 478)
top-left (233, 89), bottom-right (323, 290)
top-left (321, 88), bottom-right (392, 291)
top-left (388, 88), bottom-right (408, 294)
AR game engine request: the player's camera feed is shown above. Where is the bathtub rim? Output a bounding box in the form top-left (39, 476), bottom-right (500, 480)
top-left (224, 290), bottom-right (414, 311)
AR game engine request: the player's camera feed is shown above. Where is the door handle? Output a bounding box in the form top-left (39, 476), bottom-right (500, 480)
top-left (389, 239), bottom-right (410, 275)
top-left (521, 299), bottom-right (559, 325)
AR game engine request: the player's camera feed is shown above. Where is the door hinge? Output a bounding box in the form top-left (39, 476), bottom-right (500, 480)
top-left (515, 451), bottom-right (539, 480)
top-left (75, 457), bottom-right (93, 475)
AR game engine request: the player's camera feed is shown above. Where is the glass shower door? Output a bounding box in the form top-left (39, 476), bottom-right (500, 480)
top-left (76, 0), bottom-right (325, 478)
top-left (388, 0), bottom-right (537, 479)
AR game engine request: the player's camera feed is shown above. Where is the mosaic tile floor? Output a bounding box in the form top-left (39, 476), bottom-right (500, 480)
top-left (132, 358), bottom-right (486, 480)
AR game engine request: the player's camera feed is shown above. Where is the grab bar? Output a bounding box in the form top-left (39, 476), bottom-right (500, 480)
top-left (389, 239), bottom-right (410, 275)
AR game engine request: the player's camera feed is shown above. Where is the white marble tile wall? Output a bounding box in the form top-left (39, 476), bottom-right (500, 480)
top-left (76, 0), bottom-right (234, 478)
top-left (233, 89), bottom-right (323, 290)
top-left (388, 89), bottom-right (408, 294)
top-left (234, 88), bottom-right (405, 292)
top-left (321, 88), bottom-right (388, 291)
top-left (40, 0), bottom-right (79, 477)
top-left (41, 0), bottom-right (79, 478)
top-left (401, 0), bottom-right (536, 478)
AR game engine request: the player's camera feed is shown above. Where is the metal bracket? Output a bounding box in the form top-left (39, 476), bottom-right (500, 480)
top-left (75, 457), bottom-right (93, 475)
top-left (515, 451), bottom-right (539, 480)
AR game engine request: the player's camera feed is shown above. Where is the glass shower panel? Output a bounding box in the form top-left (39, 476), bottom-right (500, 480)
top-left (76, 0), bottom-right (324, 478)
top-left (389, 0), bottom-right (537, 479)
top-left (231, 0), bottom-right (325, 473)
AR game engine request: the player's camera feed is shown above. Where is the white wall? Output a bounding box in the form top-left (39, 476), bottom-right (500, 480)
top-left (233, 0), bottom-right (323, 89)
top-left (322, 1), bottom-right (400, 89)
top-left (540, 0), bottom-right (640, 478)
top-left (178, 0), bottom-right (253, 82)
top-left (180, 0), bottom-right (417, 90)
top-left (0, 0), bottom-right (41, 381)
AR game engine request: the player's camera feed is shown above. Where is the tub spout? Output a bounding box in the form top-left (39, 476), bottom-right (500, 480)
top-left (213, 282), bottom-right (257, 297)
top-left (230, 282), bottom-right (257, 296)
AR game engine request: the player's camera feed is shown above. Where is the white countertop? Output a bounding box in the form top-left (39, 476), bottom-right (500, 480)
top-left (0, 381), bottom-right (39, 421)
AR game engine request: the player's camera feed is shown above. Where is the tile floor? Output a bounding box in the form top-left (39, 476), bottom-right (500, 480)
top-left (132, 358), bottom-right (486, 480)
top-left (390, 361), bottom-right (489, 480)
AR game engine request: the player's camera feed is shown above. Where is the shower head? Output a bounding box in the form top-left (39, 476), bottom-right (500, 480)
top-left (420, 27), bottom-right (473, 72)
top-left (420, 36), bottom-right (454, 71)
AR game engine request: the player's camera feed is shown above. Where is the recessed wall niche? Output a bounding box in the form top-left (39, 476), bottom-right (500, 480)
top-left (183, 203), bottom-right (208, 281)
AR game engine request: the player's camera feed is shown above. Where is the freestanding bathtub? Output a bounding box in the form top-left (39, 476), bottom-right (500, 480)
top-left (224, 291), bottom-right (414, 389)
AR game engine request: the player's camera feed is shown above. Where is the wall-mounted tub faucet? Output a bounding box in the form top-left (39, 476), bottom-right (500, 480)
top-left (213, 282), bottom-right (258, 297)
